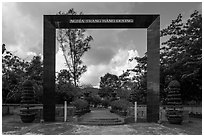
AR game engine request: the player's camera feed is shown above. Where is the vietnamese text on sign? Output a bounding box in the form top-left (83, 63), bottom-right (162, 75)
top-left (69, 19), bottom-right (134, 23)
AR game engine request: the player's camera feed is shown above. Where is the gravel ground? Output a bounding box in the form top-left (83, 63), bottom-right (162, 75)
top-left (2, 114), bottom-right (202, 135)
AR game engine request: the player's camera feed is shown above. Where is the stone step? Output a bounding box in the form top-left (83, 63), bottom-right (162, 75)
top-left (79, 117), bottom-right (124, 126)
top-left (86, 119), bottom-right (122, 123)
top-left (77, 109), bottom-right (125, 126)
top-left (85, 118), bottom-right (119, 121)
top-left (79, 121), bottom-right (124, 126)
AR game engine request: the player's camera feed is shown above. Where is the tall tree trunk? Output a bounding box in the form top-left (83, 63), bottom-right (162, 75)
top-left (73, 40), bottom-right (77, 87)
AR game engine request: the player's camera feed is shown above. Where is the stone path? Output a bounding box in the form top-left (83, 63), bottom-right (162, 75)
top-left (78, 109), bottom-right (124, 125)
top-left (80, 109), bottom-right (122, 119)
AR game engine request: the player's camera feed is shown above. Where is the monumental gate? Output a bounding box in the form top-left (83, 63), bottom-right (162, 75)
top-left (43, 14), bottom-right (160, 122)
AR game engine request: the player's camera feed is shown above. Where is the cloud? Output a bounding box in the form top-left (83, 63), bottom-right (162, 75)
top-left (79, 64), bottom-right (110, 87)
top-left (82, 47), bottom-right (115, 65)
top-left (2, 2), bottom-right (145, 63)
top-left (56, 48), bottom-right (67, 73)
top-left (2, 3), bottom-right (42, 60)
top-left (26, 51), bottom-right (37, 56)
top-left (80, 49), bottom-right (139, 87)
top-left (116, 29), bottom-right (147, 56)
top-left (82, 29), bottom-right (146, 66)
top-left (16, 2), bottom-right (135, 15)
top-left (110, 49), bottom-right (138, 76)
top-left (3, 2), bottom-right (145, 88)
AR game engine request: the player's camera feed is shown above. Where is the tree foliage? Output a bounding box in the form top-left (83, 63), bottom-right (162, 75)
top-left (2, 45), bottom-right (27, 103)
top-left (126, 10), bottom-right (202, 104)
top-left (117, 54), bottom-right (148, 104)
top-left (2, 43), bottom-right (83, 104)
top-left (160, 10), bottom-right (202, 103)
top-left (56, 69), bottom-right (81, 104)
top-left (56, 9), bottom-right (93, 87)
top-left (56, 69), bottom-right (72, 85)
top-left (99, 73), bottom-right (121, 97)
top-left (26, 56), bottom-right (43, 83)
top-left (2, 44), bottom-right (43, 103)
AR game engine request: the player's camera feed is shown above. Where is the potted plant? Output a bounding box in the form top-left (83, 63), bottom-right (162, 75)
top-left (166, 80), bottom-right (183, 124)
top-left (20, 80), bottom-right (36, 123)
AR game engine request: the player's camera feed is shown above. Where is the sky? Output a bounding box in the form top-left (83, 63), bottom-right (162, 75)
top-left (2, 2), bottom-right (202, 87)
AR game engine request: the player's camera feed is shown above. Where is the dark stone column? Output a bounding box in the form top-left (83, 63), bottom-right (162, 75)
top-left (147, 16), bottom-right (160, 122)
top-left (43, 16), bottom-right (56, 122)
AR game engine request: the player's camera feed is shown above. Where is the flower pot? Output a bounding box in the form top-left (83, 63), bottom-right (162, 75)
top-left (20, 113), bottom-right (36, 123)
top-left (167, 116), bottom-right (183, 124)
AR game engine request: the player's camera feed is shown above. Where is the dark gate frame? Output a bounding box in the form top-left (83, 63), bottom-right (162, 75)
top-left (43, 14), bottom-right (160, 122)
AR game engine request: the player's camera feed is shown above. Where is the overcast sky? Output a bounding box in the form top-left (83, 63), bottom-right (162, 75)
top-left (2, 2), bottom-right (202, 87)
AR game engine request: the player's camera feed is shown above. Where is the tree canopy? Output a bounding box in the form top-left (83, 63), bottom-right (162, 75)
top-left (126, 10), bottom-right (202, 104)
top-left (57, 8), bottom-right (93, 87)
top-left (160, 10), bottom-right (202, 103)
top-left (2, 44), bottom-right (43, 103)
top-left (99, 73), bottom-right (121, 97)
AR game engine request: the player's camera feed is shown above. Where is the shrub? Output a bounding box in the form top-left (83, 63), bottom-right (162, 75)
top-left (116, 88), bottom-right (131, 100)
top-left (56, 84), bottom-right (80, 104)
top-left (90, 95), bottom-right (101, 107)
top-left (71, 99), bottom-right (89, 110)
top-left (110, 99), bottom-right (132, 112)
top-left (101, 98), bottom-right (110, 108)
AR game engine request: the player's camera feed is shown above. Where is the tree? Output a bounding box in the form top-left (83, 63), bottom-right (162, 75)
top-left (56, 9), bottom-right (93, 87)
top-left (127, 10), bottom-right (202, 104)
top-left (55, 83), bottom-right (79, 104)
top-left (56, 69), bottom-right (72, 85)
top-left (90, 95), bottom-right (101, 108)
top-left (2, 44), bottom-right (29, 103)
top-left (80, 84), bottom-right (94, 89)
top-left (26, 56), bottom-right (43, 83)
top-left (119, 71), bottom-right (134, 89)
top-left (116, 88), bottom-right (131, 100)
top-left (160, 10), bottom-right (202, 103)
top-left (56, 69), bottom-right (80, 104)
top-left (124, 54), bottom-right (147, 104)
top-left (25, 55), bottom-right (43, 103)
top-left (2, 44), bottom-right (44, 103)
top-left (128, 86), bottom-right (146, 104)
top-left (99, 73), bottom-right (121, 97)
top-left (2, 44), bottom-right (6, 54)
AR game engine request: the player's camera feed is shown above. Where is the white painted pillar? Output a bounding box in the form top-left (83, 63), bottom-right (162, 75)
top-left (64, 101), bottom-right (67, 122)
top-left (135, 102), bottom-right (137, 122)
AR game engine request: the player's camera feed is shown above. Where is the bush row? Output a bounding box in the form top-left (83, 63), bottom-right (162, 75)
top-left (71, 99), bottom-right (90, 115)
top-left (110, 99), bottom-right (132, 116)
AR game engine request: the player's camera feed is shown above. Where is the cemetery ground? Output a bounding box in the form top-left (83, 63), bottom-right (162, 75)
top-left (2, 109), bottom-right (202, 135)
